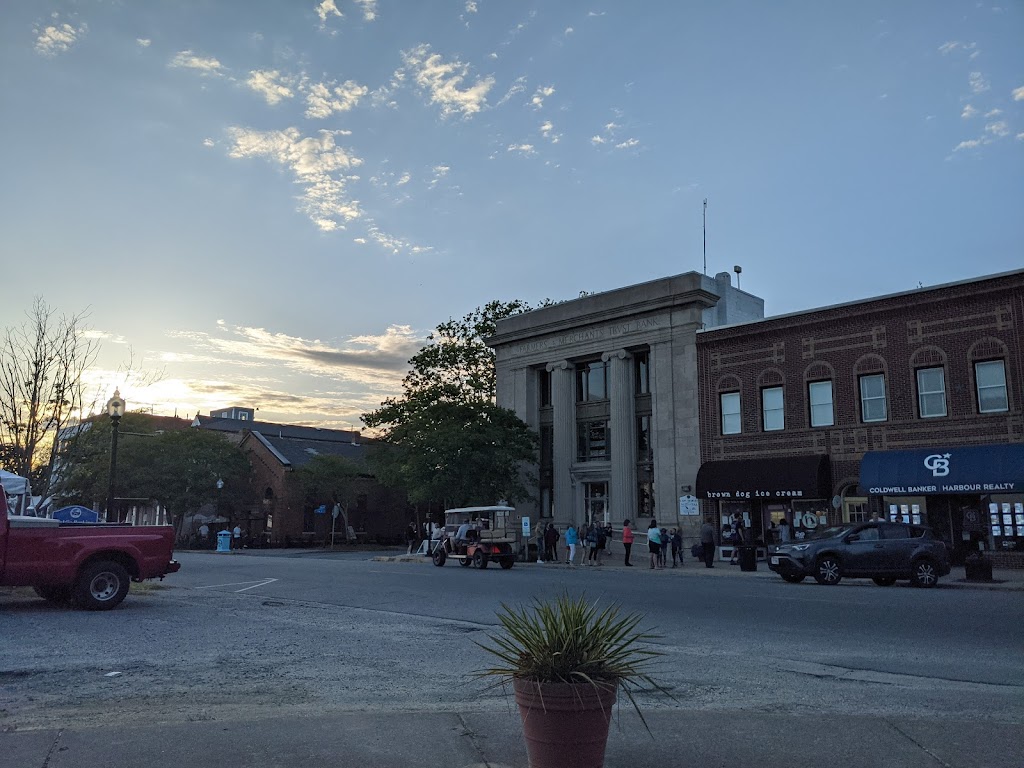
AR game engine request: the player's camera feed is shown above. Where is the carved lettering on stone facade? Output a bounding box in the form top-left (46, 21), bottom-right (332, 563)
top-left (710, 342), bottom-right (785, 370)
top-left (509, 317), bottom-right (661, 356)
top-left (907, 305), bottom-right (1013, 345)
top-left (801, 326), bottom-right (887, 360)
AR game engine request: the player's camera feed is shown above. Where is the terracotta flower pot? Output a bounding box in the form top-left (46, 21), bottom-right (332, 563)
top-left (513, 678), bottom-right (617, 768)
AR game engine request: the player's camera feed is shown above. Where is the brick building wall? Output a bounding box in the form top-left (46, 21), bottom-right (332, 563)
top-left (695, 269), bottom-right (1024, 564)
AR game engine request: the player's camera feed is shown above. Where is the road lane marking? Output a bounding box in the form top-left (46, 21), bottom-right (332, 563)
top-left (194, 579), bottom-right (279, 592)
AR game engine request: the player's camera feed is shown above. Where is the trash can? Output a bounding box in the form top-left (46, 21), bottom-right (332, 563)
top-left (216, 530), bottom-right (232, 553)
top-left (738, 544), bottom-right (757, 572)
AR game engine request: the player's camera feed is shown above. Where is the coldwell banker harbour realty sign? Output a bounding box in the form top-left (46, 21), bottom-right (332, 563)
top-left (860, 444), bottom-right (1024, 495)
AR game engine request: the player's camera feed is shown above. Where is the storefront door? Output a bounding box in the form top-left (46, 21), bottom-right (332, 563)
top-left (584, 482), bottom-right (608, 526)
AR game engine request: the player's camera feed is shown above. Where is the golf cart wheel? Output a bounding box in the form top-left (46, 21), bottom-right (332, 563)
top-left (473, 550), bottom-right (488, 569)
top-left (460, 555), bottom-right (472, 567)
top-left (432, 547), bottom-right (447, 567)
top-left (499, 558), bottom-right (514, 570)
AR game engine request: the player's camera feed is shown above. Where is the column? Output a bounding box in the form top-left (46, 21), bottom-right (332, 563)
top-left (603, 350), bottom-right (637, 524)
top-left (546, 361), bottom-right (575, 525)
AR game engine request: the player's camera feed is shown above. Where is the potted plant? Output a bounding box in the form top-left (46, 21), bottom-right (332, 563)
top-left (477, 593), bottom-right (664, 768)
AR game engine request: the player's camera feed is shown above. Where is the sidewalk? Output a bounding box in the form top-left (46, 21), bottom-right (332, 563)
top-left (7, 707), bottom-right (1022, 768)
top-left (376, 550), bottom-right (1024, 591)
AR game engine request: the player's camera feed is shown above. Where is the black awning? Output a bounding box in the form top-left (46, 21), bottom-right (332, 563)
top-left (696, 454), bottom-right (832, 501)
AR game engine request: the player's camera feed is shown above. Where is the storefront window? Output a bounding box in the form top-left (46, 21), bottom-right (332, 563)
top-left (975, 361), bottom-right (1008, 414)
top-left (987, 496), bottom-right (1024, 549)
top-left (792, 500), bottom-right (829, 534)
top-left (843, 496), bottom-right (870, 523)
top-left (576, 420), bottom-right (609, 461)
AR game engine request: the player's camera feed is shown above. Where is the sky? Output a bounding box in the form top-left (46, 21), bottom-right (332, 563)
top-left (1, 1), bottom-right (1022, 430)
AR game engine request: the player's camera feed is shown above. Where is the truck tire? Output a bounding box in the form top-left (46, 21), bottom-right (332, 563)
top-left (33, 585), bottom-right (73, 605)
top-left (74, 560), bottom-right (131, 610)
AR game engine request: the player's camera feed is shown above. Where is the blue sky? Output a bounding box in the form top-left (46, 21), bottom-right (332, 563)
top-left (1, 1), bottom-right (1021, 429)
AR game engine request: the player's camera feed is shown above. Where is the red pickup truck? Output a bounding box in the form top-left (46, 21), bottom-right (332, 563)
top-left (0, 491), bottom-right (180, 610)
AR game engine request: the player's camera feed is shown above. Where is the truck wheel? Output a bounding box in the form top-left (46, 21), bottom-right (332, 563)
top-left (432, 548), bottom-right (447, 567)
top-left (74, 560), bottom-right (131, 610)
top-left (33, 585), bottom-right (73, 605)
top-left (473, 550), bottom-right (488, 569)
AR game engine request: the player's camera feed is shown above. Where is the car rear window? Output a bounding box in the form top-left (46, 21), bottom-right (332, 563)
top-left (880, 524), bottom-right (909, 539)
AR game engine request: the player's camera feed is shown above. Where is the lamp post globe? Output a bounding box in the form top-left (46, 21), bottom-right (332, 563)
top-left (105, 389), bottom-right (126, 522)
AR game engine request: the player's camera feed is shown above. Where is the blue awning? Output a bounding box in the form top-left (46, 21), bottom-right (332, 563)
top-left (860, 443), bottom-right (1024, 495)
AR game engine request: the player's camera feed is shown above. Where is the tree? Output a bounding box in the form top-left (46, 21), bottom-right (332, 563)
top-left (297, 454), bottom-right (362, 543)
top-left (52, 421), bottom-right (251, 532)
top-left (363, 300), bottom-right (539, 508)
top-left (0, 298), bottom-right (99, 500)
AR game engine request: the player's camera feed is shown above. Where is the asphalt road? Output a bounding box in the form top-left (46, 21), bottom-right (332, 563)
top-left (2, 549), bottom-right (1022, 735)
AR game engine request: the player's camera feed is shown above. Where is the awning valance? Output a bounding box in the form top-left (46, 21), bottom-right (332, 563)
top-left (860, 443), bottom-right (1024, 496)
top-left (696, 454), bottom-right (832, 501)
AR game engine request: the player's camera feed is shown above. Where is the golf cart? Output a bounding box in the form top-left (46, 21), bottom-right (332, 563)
top-left (432, 506), bottom-right (517, 570)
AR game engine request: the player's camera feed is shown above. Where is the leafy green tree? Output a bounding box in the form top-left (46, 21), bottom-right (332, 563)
top-left (53, 420), bottom-right (251, 531)
top-left (363, 300), bottom-right (539, 508)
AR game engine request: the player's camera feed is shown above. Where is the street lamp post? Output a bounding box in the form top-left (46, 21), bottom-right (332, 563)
top-left (105, 389), bottom-right (126, 522)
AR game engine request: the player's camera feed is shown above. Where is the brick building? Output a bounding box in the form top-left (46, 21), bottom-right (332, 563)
top-left (695, 269), bottom-right (1024, 567)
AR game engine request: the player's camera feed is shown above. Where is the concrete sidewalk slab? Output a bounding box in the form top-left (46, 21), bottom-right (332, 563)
top-left (6, 709), bottom-right (1022, 768)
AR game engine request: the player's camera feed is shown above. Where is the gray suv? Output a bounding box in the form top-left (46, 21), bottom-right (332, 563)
top-left (768, 522), bottom-right (951, 588)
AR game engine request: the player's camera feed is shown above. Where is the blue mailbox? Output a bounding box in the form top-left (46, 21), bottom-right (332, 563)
top-left (216, 530), bottom-right (232, 553)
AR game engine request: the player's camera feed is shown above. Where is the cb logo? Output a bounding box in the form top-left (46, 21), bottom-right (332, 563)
top-left (923, 453), bottom-right (950, 477)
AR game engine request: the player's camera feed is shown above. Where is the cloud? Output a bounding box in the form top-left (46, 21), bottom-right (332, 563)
top-left (1013, 86), bottom-right (1024, 101)
top-left (953, 138), bottom-right (985, 152)
top-left (565, 27), bottom-right (574, 36)
top-left (305, 79), bottom-right (369, 118)
top-left (202, 138), bottom-right (215, 147)
top-left (247, 70), bottom-right (296, 105)
top-left (496, 76), bottom-right (527, 107)
top-left (400, 44), bottom-right (495, 118)
top-left (968, 72), bottom-right (989, 94)
top-left (540, 121), bottom-right (561, 143)
top-left (353, 0), bottom-right (378, 21)
top-left (316, 0), bottom-right (343, 23)
top-left (465, 1), bottom-right (477, 12)
top-left (226, 126), bottom-right (363, 231)
top-left (137, 38), bottom-right (151, 47)
top-left (365, 225), bottom-right (433, 255)
top-left (961, 104), bottom-right (977, 119)
top-left (35, 22), bottom-right (86, 57)
top-left (615, 138), bottom-right (640, 149)
top-left (531, 85), bottom-right (555, 109)
top-left (939, 41), bottom-right (977, 56)
top-left (984, 108), bottom-right (1002, 118)
top-left (170, 50), bottom-right (225, 76)
top-left (985, 120), bottom-right (1009, 137)
top-left (428, 165), bottom-right (450, 188)
top-left (396, 172), bottom-right (411, 186)
top-left (590, 135), bottom-right (606, 145)
top-left (507, 143), bottom-right (536, 157)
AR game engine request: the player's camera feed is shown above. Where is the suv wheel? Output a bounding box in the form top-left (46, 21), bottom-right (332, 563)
top-left (814, 556), bottom-right (842, 586)
top-left (910, 559), bottom-right (939, 588)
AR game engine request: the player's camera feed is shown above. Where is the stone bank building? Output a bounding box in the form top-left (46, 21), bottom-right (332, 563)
top-left (489, 268), bottom-right (1024, 567)
top-left (487, 272), bottom-right (763, 543)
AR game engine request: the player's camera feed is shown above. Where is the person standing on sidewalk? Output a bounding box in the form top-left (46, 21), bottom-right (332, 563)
top-left (405, 522), bottom-right (418, 555)
top-left (564, 524), bottom-right (579, 565)
top-left (622, 519), bottom-right (634, 566)
top-left (544, 523), bottom-right (560, 563)
top-left (586, 523), bottom-right (600, 565)
top-left (536, 526), bottom-right (546, 563)
top-left (700, 520), bottom-right (716, 568)
top-left (670, 528), bottom-right (682, 567)
top-left (647, 519), bottom-right (662, 569)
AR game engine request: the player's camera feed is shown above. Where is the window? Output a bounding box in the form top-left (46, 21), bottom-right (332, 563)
top-left (538, 369), bottom-right (552, 407)
top-left (576, 361), bottom-right (607, 402)
top-left (577, 420), bottom-right (609, 461)
top-left (859, 374), bottom-right (887, 423)
top-left (540, 427), bottom-right (553, 468)
top-left (720, 392), bottom-right (741, 434)
top-left (853, 526), bottom-right (879, 541)
top-left (975, 360), bottom-right (1008, 413)
top-left (916, 367), bottom-right (947, 418)
top-left (635, 351), bottom-right (650, 394)
top-left (762, 386), bottom-right (784, 431)
top-left (239, 412), bottom-right (249, 420)
top-left (637, 480), bottom-right (655, 517)
top-left (808, 381), bottom-right (834, 427)
top-left (637, 415), bottom-right (652, 460)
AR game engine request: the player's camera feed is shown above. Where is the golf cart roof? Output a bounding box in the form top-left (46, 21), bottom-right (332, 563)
top-left (445, 506), bottom-right (515, 515)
